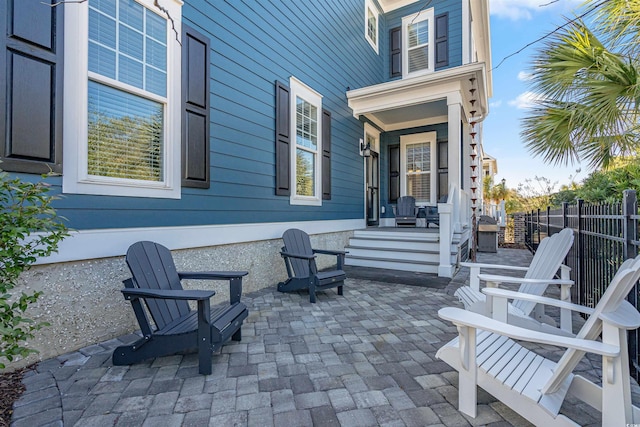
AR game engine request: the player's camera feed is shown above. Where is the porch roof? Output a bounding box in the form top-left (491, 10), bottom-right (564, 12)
top-left (346, 63), bottom-right (489, 132)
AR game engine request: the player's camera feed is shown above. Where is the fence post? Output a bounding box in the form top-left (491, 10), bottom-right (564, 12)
top-left (623, 190), bottom-right (637, 260)
top-left (623, 190), bottom-right (638, 380)
top-left (576, 199), bottom-right (584, 306)
top-left (547, 206), bottom-right (551, 235)
top-left (562, 202), bottom-right (568, 229)
top-left (536, 208), bottom-right (541, 248)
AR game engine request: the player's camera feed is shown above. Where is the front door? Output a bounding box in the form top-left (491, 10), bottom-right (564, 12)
top-left (366, 151), bottom-right (379, 226)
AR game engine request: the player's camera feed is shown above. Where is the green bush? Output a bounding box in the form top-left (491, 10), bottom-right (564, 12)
top-left (0, 170), bottom-right (68, 369)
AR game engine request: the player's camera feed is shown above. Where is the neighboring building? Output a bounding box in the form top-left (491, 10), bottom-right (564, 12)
top-left (483, 153), bottom-right (498, 179)
top-left (0, 0), bottom-right (492, 364)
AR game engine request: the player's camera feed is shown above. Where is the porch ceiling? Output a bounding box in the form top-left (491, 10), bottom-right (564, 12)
top-left (346, 63), bottom-right (489, 132)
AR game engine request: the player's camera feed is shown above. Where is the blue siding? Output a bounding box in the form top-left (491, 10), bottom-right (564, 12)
top-left (46, 0), bottom-right (387, 230)
top-left (383, 0), bottom-right (463, 80)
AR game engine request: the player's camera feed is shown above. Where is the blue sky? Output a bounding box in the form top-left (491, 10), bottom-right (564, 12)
top-left (484, 0), bottom-right (585, 190)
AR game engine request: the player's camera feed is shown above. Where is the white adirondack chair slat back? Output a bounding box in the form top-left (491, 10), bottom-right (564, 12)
top-left (515, 228), bottom-right (574, 316)
top-left (543, 255), bottom-right (640, 394)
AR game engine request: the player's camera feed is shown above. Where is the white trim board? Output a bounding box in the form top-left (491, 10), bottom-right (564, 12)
top-left (36, 219), bottom-right (365, 265)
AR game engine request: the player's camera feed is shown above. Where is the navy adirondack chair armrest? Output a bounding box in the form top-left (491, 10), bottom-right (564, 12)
top-left (280, 251), bottom-right (316, 260)
top-left (121, 287), bottom-right (215, 301)
top-left (313, 249), bottom-right (347, 256)
top-left (178, 271), bottom-right (248, 280)
top-left (178, 270), bottom-right (247, 305)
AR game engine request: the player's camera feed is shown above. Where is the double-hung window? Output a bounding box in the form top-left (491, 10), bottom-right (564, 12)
top-left (402, 9), bottom-right (434, 78)
top-left (290, 77), bottom-right (322, 206)
top-left (365, 0), bottom-right (379, 53)
top-left (63, 0), bottom-right (182, 198)
top-left (400, 132), bottom-right (436, 204)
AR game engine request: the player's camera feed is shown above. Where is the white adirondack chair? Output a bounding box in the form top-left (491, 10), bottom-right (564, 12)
top-left (437, 255), bottom-right (640, 426)
top-left (455, 228), bottom-right (575, 335)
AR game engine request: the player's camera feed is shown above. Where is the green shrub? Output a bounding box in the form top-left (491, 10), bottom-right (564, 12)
top-left (0, 170), bottom-right (68, 369)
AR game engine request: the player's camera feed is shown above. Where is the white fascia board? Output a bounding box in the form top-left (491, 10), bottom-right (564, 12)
top-left (347, 63), bottom-right (488, 120)
top-left (35, 219), bottom-right (364, 265)
top-left (347, 63), bottom-right (486, 99)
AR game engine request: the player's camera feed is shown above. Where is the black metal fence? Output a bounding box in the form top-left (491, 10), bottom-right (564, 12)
top-left (523, 190), bottom-right (640, 380)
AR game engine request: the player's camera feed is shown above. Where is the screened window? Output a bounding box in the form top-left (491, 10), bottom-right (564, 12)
top-left (365, 0), bottom-right (378, 53)
top-left (402, 9), bottom-right (434, 77)
top-left (290, 77), bottom-right (322, 206)
top-left (88, 0), bottom-right (167, 181)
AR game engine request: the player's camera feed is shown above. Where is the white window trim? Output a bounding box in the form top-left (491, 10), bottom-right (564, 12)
top-left (289, 76), bottom-right (323, 206)
top-left (63, 0), bottom-right (183, 199)
top-left (402, 8), bottom-right (435, 79)
top-left (363, 122), bottom-right (380, 154)
top-left (400, 132), bottom-right (437, 205)
top-left (365, 0), bottom-right (379, 54)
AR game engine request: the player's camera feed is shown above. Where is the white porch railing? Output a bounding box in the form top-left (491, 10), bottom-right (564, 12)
top-left (438, 184), bottom-right (467, 278)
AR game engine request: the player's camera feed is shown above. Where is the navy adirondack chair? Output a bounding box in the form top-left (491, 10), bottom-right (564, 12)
top-left (277, 229), bottom-right (346, 303)
top-left (395, 196), bottom-right (417, 227)
top-left (112, 241), bottom-right (249, 375)
top-left (425, 195), bottom-right (448, 228)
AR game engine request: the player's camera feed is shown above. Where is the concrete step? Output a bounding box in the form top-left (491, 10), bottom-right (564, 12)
top-left (345, 255), bottom-right (439, 274)
top-left (347, 238), bottom-right (436, 251)
top-left (353, 229), bottom-right (439, 242)
top-left (346, 246), bottom-right (439, 263)
top-left (345, 227), bottom-right (463, 274)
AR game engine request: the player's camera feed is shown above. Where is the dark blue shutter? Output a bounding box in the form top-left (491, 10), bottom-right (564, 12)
top-left (389, 27), bottom-right (401, 78)
top-left (435, 13), bottom-right (449, 69)
top-left (275, 81), bottom-right (291, 196)
top-left (322, 109), bottom-right (331, 200)
top-left (389, 144), bottom-right (400, 203)
top-left (182, 24), bottom-right (210, 188)
top-left (0, 0), bottom-right (63, 174)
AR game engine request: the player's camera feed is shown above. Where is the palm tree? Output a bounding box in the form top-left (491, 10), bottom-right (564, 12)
top-left (522, 0), bottom-right (640, 169)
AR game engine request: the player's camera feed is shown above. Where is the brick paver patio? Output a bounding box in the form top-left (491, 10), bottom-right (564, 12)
top-left (11, 248), bottom-right (634, 426)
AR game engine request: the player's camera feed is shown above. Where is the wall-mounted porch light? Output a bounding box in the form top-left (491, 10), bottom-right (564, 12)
top-left (360, 138), bottom-right (371, 157)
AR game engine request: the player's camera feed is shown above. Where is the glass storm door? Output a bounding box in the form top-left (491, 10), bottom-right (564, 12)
top-left (366, 151), bottom-right (380, 226)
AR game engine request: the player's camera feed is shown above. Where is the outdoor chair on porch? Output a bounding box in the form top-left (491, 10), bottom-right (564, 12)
top-left (455, 228), bottom-right (575, 335)
top-left (437, 255), bottom-right (640, 426)
top-left (424, 195), bottom-right (448, 228)
top-left (395, 196), bottom-right (417, 227)
top-left (277, 228), bottom-right (346, 303)
top-left (112, 241), bottom-right (249, 375)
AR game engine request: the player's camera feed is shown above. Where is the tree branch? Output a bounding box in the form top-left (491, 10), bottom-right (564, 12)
top-left (154, 0), bottom-right (181, 46)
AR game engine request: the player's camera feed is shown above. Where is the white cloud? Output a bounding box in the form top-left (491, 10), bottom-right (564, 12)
top-left (490, 100), bottom-right (503, 108)
top-left (490, 0), bottom-right (581, 21)
top-left (508, 91), bottom-right (543, 109)
top-left (517, 71), bottom-right (533, 81)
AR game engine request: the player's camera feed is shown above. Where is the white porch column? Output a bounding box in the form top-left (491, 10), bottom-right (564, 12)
top-left (438, 202), bottom-right (454, 278)
top-left (447, 96), bottom-right (463, 194)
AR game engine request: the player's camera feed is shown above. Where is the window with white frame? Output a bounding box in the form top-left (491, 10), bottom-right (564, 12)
top-left (290, 77), bottom-right (323, 206)
top-left (400, 132), bottom-right (436, 204)
top-left (365, 0), bottom-right (378, 53)
top-left (63, 0), bottom-right (182, 198)
top-left (402, 9), bottom-right (434, 78)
